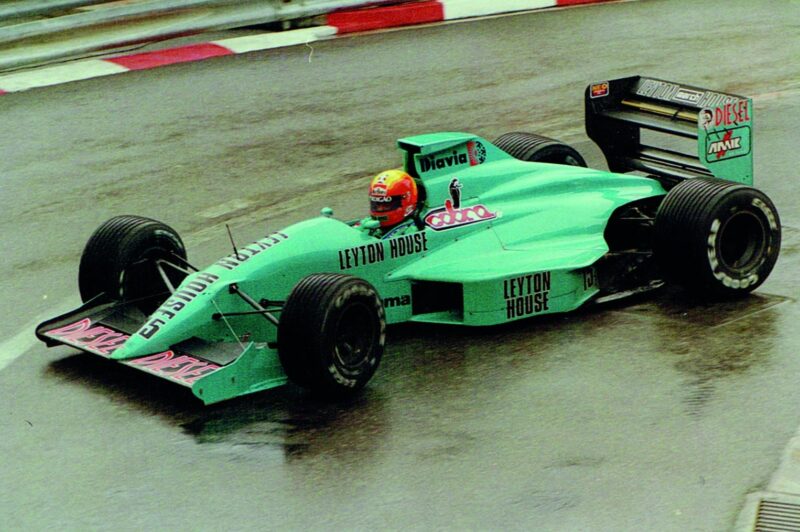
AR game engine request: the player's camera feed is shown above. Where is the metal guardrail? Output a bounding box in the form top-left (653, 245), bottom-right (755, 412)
top-left (0, 1), bottom-right (105, 21)
top-left (0, 0), bottom-right (417, 72)
top-left (0, 1), bottom-right (219, 43)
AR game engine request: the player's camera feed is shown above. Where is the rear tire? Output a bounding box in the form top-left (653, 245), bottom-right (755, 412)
top-left (654, 178), bottom-right (781, 297)
top-left (494, 132), bottom-right (587, 167)
top-left (278, 273), bottom-right (385, 397)
top-left (78, 215), bottom-right (187, 312)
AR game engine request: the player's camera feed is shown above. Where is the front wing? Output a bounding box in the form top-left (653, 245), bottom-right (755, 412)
top-left (36, 299), bottom-right (287, 404)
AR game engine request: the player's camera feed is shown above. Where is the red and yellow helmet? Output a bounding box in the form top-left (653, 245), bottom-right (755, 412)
top-left (369, 169), bottom-right (418, 228)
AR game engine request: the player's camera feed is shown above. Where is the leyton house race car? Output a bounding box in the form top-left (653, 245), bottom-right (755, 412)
top-left (37, 76), bottom-right (781, 404)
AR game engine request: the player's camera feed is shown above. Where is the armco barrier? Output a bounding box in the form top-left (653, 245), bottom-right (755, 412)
top-left (0, 0), bottom-right (103, 21)
top-left (0, 0), bottom-right (411, 71)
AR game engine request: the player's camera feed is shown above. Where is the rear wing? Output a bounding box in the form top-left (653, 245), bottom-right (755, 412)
top-left (585, 76), bottom-right (753, 186)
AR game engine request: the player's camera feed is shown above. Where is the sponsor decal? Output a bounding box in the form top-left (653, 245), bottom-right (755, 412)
top-left (590, 81), bottom-right (609, 98)
top-left (467, 140), bottom-right (487, 166)
top-left (339, 232), bottom-right (428, 270)
top-left (47, 318), bottom-right (129, 357)
top-left (699, 108), bottom-right (714, 128)
top-left (139, 272), bottom-right (220, 339)
top-left (582, 268), bottom-right (597, 291)
top-left (448, 178), bottom-right (462, 209)
top-left (674, 87), bottom-right (704, 105)
top-left (389, 232), bottom-right (428, 258)
top-left (45, 319), bottom-right (219, 384)
top-left (708, 130), bottom-right (741, 159)
top-left (635, 78), bottom-right (743, 109)
top-left (708, 100), bottom-right (750, 127)
top-left (503, 272), bottom-right (551, 319)
top-left (370, 195), bottom-right (393, 203)
top-left (419, 141), bottom-right (486, 173)
top-left (339, 241), bottom-right (385, 270)
top-left (384, 295), bottom-right (411, 308)
top-left (424, 178), bottom-right (497, 231)
top-left (704, 125), bottom-right (749, 162)
top-left (420, 150), bottom-right (467, 173)
top-left (127, 350), bottom-right (219, 385)
top-left (214, 231), bottom-right (289, 271)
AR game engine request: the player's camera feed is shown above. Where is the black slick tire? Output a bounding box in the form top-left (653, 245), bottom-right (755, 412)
top-left (78, 215), bottom-right (187, 311)
top-left (494, 132), bottom-right (587, 167)
top-left (654, 178), bottom-right (781, 297)
top-left (278, 273), bottom-right (386, 396)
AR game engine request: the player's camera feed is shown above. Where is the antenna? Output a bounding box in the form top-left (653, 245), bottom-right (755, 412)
top-left (226, 224), bottom-right (245, 260)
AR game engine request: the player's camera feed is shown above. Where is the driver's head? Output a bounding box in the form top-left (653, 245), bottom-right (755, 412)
top-left (369, 169), bottom-right (418, 228)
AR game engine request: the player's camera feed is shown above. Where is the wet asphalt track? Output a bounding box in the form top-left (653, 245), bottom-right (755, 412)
top-left (2, 0), bottom-right (800, 529)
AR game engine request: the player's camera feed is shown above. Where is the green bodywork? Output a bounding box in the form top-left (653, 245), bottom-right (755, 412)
top-left (36, 76), bottom-right (759, 404)
top-left (97, 132), bottom-right (665, 403)
top-left (38, 110), bottom-right (752, 404)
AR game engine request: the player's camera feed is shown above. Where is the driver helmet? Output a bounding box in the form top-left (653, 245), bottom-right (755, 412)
top-left (369, 169), bottom-right (418, 228)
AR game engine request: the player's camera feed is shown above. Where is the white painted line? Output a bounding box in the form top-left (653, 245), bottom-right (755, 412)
top-left (0, 303), bottom-right (74, 372)
top-left (0, 327), bottom-right (39, 372)
top-left (440, 0), bottom-right (555, 20)
top-left (0, 59), bottom-right (128, 92)
top-left (213, 26), bottom-right (337, 54)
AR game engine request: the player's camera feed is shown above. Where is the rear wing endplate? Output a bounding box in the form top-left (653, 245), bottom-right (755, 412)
top-left (585, 76), bottom-right (753, 186)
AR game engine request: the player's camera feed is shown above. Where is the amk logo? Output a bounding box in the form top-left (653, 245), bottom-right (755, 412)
top-left (705, 125), bottom-right (750, 163)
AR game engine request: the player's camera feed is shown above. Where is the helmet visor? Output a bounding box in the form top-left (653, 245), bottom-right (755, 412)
top-left (370, 195), bottom-right (403, 213)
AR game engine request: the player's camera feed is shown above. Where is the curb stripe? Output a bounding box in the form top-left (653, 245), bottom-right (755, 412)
top-left (212, 26), bottom-right (338, 54)
top-left (106, 42), bottom-right (233, 71)
top-left (0, 59), bottom-right (128, 92)
top-left (441, 0), bottom-right (555, 20)
top-left (328, 1), bottom-right (444, 34)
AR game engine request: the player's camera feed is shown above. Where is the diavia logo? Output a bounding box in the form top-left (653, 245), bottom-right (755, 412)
top-left (424, 178), bottom-right (497, 231)
top-left (419, 141), bottom-right (487, 173)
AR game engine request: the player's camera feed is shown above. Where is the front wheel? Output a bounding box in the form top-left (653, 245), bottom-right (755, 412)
top-left (278, 273), bottom-right (386, 396)
top-left (654, 178), bottom-right (781, 297)
top-left (78, 215), bottom-right (187, 312)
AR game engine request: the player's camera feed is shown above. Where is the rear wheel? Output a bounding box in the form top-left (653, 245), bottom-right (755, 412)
top-left (278, 273), bottom-right (386, 396)
top-left (78, 215), bottom-right (187, 312)
top-left (494, 132), bottom-right (587, 167)
top-left (654, 178), bottom-right (781, 297)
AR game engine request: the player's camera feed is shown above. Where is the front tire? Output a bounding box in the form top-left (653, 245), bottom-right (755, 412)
top-left (278, 273), bottom-right (386, 396)
top-left (78, 215), bottom-right (187, 312)
top-left (654, 178), bottom-right (781, 297)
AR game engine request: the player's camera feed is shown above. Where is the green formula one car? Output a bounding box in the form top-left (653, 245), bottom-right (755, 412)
top-left (37, 76), bottom-right (781, 404)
